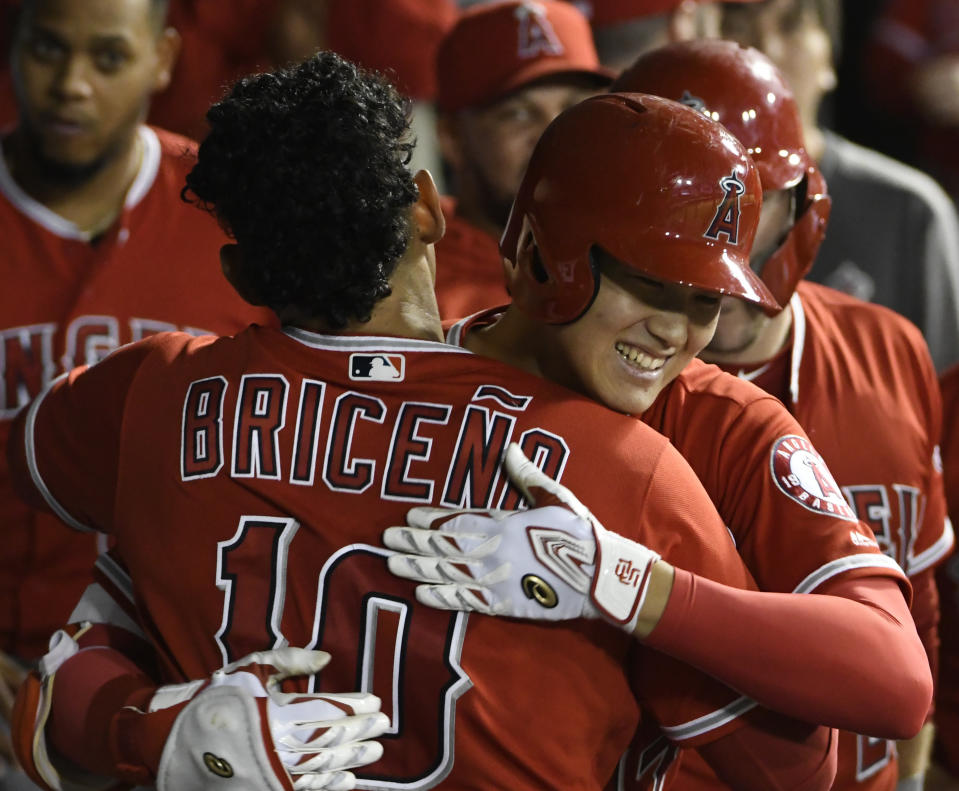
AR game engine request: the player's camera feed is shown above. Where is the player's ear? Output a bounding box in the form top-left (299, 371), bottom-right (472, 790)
top-left (412, 169), bottom-right (445, 245)
top-left (220, 244), bottom-right (266, 306)
top-left (152, 27), bottom-right (181, 93)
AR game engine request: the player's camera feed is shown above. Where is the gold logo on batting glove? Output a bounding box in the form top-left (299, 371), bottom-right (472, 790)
top-left (203, 752), bottom-right (234, 778)
top-left (522, 574), bottom-right (558, 608)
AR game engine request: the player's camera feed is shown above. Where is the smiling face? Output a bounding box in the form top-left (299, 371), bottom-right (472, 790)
top-left (11, 0), bottom-right (174, 179)
top-left (539, 252), bottom-right (722, 415)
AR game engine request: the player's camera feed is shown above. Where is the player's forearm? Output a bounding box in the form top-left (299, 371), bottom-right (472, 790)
top-left (642, 570), bottom-right (932, 738)
top-left (12, 622), bottom-right (177, 790)
top-left (46, 645), bottom-right (176, 785)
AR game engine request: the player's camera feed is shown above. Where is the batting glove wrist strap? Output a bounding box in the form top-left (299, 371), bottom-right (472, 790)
top-left (592, 528), bottom-right (659, 631)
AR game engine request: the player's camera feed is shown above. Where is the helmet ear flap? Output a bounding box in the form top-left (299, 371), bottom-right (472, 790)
top-left (755, 170), bottom-right (831, 312)
top-left (505, 215), bottom-right (600, 324)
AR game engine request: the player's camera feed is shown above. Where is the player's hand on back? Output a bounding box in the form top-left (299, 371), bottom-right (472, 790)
top-left (154, 647), bottom-right (389, 791)
top-left (383, 443), bottom-right (670, 636)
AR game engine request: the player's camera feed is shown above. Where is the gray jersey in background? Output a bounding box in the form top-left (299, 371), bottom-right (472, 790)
top-left (810, 130), bottom-right (959, 371)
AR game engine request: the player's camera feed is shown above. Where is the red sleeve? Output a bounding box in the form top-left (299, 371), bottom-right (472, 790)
top-left (46, 644), bottom-right (180, 785)
top-left (643, 570), bottom-right (932, 739)
top-left (7, 335), bottom-right (185, 533)
top-left (698, 710), bottom-right (837, 791)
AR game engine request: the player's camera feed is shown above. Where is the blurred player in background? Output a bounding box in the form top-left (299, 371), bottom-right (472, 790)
top-left (865, 0), bottom-right (959, 206)
top-left (8, 51), bottom-right (843, 791)
top-left (582, 0), bottom-right (730, 68)
top-left (0, 0), bottom-right (272, 775)
top-left (0, 0), bottom-right (458, 137)
top-left (432, 0), bottom-right (611, 319)
top-left (721, 0), bottom-right (959, 371)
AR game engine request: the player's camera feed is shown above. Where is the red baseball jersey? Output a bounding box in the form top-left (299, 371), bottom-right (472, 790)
top-left (434, 197), bottom-right (511, 322)
top-left (15, 325), bottom-right (763, 789)
top-left (0, 125), bottom-right (271, 658)
top-left (446, 307), bottom-right (909, 790)
top-left (670, 282), bottom-right (951, 790)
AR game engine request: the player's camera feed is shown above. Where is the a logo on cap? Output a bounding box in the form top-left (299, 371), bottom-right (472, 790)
top-left (704, 171), bottom-right (746, 245)
top-left (516, 1), bottom-right (564, 59)
top-left (349, 353), bottom-right (405, 382)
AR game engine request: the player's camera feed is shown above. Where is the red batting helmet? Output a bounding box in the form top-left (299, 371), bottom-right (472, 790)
top-left (500, 92), bottom-right (774, 324)
top-left (612, 39), bottom-right (831, 312)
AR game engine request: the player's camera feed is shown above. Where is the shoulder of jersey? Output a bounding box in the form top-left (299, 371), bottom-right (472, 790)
top-left (671, 358), bottom-right (775, 409)
top-left (137, 329), bottom-right (223, 362)
top-left (151, 125), bottom-right (201, 166)
top-left (797, 280), bottom-right (928, 353)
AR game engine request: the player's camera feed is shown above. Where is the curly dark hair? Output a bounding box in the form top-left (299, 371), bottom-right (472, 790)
top-left (184, 51), bottom-right (418, 328)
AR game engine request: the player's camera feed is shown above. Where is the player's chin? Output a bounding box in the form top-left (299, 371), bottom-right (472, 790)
top-left (593, 363), bottom-right (668, 417)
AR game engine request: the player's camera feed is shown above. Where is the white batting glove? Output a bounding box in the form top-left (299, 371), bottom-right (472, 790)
top-left (153, 648), bottom-right (389, 791)
top-left (384, 443), bottom-right (661, 633)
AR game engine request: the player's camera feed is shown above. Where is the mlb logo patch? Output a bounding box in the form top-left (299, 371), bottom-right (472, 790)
top-left (349, 353), bottom-right (405, 382)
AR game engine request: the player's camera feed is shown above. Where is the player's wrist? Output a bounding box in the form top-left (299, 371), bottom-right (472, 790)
top-left (630, 561), bottom-right (674, 638)
top-left (111, 689), bottom-right (185, 785)
top-left (589, 528), bottom-right (662, 634)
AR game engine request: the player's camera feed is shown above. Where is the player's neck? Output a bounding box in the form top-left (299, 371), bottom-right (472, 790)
top-left (463, 306), bottom-right (547, 376)
top-left (3, 128), bottom-right (144, 236)
top-left (304, 254), bottom-right (444, 343)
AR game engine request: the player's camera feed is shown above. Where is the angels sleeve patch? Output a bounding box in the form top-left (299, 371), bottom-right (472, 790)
top-left (770, 435), bottom-right (857, 522)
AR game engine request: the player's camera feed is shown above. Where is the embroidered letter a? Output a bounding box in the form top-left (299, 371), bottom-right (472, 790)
top-left (704, 171), bottom-right (746, 244)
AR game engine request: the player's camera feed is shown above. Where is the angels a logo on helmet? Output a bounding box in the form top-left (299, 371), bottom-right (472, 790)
top-left (704, 171), bottom-right (746, 244)
top-left (770, 435), bottom-right (857, 522)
